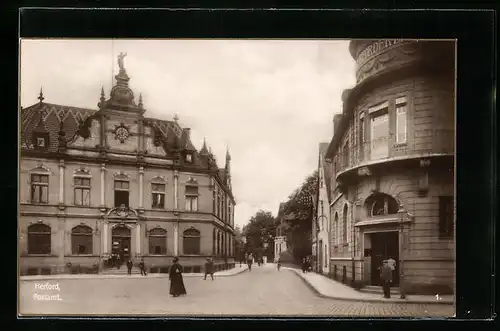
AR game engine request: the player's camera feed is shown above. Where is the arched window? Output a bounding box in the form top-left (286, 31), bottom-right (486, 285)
top-left (28, 223), bottom-right (51, 254)
top-left (149, 228), bottom-right (167, 255)
top-left (71, 225), bottom-right (93, 254)
top-left (74, 169), bottom-right (91, 206)
top-left (334, 213), bottom-right (339, 245)
top-left (365, 193), bottom-right (399, 217)
top-left (183, 228), bottom-right (201, 255)
top-left (343, 204), bottom-right (348, 243)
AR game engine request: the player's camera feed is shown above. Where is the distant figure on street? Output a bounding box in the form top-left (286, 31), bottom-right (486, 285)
top-left (380, 260), bottom-right (393, 298)
top-left (139, 258), bottom-right (147, 276)
top-left (126, 259), bottom-right (133, 275)
top-left (301, 257), bottom-right (307, 273)
top-left (116, 255), bottom-right (121, 269)
top-left (247, 253), bottom-right (253, 272)
top-left (169, 257), bottom-right (187, 297)
top-left (275, 256), bottom-right (281, 271)
top-left (204, 257), bottom-right (214, 280)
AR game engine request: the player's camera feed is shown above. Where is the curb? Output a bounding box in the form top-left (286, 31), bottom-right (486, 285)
top-left (287, 269), bottom-right (454, 306)
top-left (20, 267), bottom-right (248, 281)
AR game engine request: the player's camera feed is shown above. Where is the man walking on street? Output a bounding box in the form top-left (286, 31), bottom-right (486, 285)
top-left (380, 260), bottom-right (393, 298)
top-left (126, 259), bottom-right (133, 275)
top-left (247, 253), bottom-right (253, 272)
top-left (204, 257), bottom-right (214, 280)
top-left (139, 258), bottom-right (147, 276)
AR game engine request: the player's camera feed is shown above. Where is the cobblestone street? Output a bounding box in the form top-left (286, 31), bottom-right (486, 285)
top-left (20, 264), bottom-right (454, 317)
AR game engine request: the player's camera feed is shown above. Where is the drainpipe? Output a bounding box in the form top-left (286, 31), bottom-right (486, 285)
top-left (398, 206), bottom-right (406, 299)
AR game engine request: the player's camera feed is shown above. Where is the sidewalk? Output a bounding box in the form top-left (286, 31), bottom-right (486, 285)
top-left (20, 265), bottom-right (248, 281)
top-left (285, 267), bottom-right (454, 305)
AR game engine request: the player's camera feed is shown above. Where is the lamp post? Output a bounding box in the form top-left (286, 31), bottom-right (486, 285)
top-left (398, 205), bottom-right (407, 299)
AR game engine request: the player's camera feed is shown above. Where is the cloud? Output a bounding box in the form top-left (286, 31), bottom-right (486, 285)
top-left (20, 39), bottom-right (356, 227)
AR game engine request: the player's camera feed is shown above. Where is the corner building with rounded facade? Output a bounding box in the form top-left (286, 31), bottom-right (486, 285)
top-left (325, 40), bottom-right (455, 295)
top-left (19, 62), bottom-right (236, 275)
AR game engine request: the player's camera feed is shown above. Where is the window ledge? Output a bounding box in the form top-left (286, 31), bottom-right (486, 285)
top-left (65, 254), bottom-right (99, 257)
top-left (393, 142), bottom-right (408, 148)
top-left (21, 254), bottom-right (57, 257)
top-left (181, 254), bottom-right (203, 257)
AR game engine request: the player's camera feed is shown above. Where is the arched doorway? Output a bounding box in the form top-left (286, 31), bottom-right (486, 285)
top-left (111, 225), bottom-right (131, 266)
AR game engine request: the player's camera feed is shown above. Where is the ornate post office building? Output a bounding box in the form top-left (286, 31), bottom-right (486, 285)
top-left (19, 56), bottom-right (236, 275)
top-left (325, 40), bottom-right (455, 295)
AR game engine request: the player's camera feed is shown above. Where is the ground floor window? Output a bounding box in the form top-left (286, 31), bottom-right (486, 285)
top-left (71, 225), bottom-right (93, 254)
top-left (149, 228), bottom-right (167, 254)
top-left (28, 223), bottom-right (51, 254)
top-left (183, 228), bottom-right (201, 255)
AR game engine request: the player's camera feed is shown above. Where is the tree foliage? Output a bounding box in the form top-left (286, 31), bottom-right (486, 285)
top-left (280, 170), bottom-right (319, 261)
top-left (242, 210), bottom-right (276, 258)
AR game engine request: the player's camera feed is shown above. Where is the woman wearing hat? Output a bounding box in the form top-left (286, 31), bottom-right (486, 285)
top-left (169, 257), bottom-right (187, 297)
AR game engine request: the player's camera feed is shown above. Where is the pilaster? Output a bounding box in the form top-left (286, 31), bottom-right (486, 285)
top-left (58, 160), bottom-right (65, 210)
top-left (138, 166), bottom-right (145, 213)
top-left (100, 163), bottom-right (106, 211)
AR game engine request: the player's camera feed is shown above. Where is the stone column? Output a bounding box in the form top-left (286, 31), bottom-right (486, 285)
top-left (173, 222), bottom-right (179, 256)
top-left (103, 221), bottom-right (109, 254)
top-left (173, 170), bottom-right (179, 210)
top-left (138, 166), bottom-right (144, 211)
top-left (58, 160), bottom-right (65, 205)
top-left (100, 164), bottom-right (106, 209)
top-left (136, 223), bottom-right (141, 257)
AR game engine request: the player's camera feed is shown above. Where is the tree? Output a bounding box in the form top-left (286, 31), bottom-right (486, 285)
top-left (281, 170), bottom-right (318, 262)
top-left (242, 210), bottom-right (276, 259)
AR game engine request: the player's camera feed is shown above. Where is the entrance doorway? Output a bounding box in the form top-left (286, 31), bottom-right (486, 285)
top-left (370, 231), bottom-right (399, 286)
top-left (111, 225), bottom-right (131, 266)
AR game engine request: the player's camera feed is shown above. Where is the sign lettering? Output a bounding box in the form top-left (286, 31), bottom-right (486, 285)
top-left (357, 39), bottom-right (413, 66)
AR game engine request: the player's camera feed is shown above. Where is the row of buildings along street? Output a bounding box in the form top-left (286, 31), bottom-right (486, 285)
top-left (275, 39), bottom-right (455, 298)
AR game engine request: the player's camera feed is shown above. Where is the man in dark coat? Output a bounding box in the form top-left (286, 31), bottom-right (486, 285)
top-left (247, 253), bottom-right (253, 272)
top-left (380, 260), bottom-right (393, 298)
top-left (204, 257), bottom-right (214, 280)
top-left (126, 259), bottom-right (133, 275)
top-left (169, 257), bottom-right (187, 297)
top-left (139, 258), bottom-right (147, 276)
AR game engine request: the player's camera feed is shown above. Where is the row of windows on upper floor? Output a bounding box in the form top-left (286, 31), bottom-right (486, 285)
top-left (29, 174), bottom-right (234, 223)
top-left (25, 224), bottom-right (235, 256)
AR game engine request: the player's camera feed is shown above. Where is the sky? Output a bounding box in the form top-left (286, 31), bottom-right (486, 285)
top-left (20, 39), bottom-right (356, 228)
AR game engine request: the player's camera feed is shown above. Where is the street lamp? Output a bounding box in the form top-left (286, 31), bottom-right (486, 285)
top-left (398, 205), bottom-right (407, 299)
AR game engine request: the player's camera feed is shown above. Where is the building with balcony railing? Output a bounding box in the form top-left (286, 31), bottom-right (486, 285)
top-left (325, 40), bottom-right (455, 295)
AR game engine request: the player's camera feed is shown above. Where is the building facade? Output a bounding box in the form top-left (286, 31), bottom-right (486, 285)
top-left (325, 40), bottom-right (455, 295)
top-left (313, 143), bottom-right (332, 274)
top-left (19, 57), bottom-right (236, 275)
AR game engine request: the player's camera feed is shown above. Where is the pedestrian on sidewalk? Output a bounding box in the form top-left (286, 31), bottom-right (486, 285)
top-left (301, 257), bottom-right (307, 273)
top-left (169, 257), bottom-right (187, 297)
top-left (139, 258), bottom-right (147, 276)
top-left (204, 257), bottom-right (214, 280)
top-left (275, 256), bottom-right (281, 271)
top-left (126, 259), bottom-right (133, 275)
top-left (380, 260), bottom-right (393, 298)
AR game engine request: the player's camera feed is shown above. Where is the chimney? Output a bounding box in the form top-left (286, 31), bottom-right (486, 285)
top-left (333, 114), bottom-right (343, 137)
top-left (183, 128), bottom-right (191, 141)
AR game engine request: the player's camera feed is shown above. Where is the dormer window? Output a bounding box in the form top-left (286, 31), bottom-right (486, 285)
top-left (185, 154), bottom-right (192, 162)
top-left (37, 137), bottom-right (46, 147)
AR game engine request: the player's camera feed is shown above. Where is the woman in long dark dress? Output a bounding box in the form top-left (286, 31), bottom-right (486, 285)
top-left (169, 257), bottom-right (187, 297)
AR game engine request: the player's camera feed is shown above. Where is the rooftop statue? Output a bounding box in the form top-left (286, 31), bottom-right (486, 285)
top-left (118, 52), bottom-right (127, 71)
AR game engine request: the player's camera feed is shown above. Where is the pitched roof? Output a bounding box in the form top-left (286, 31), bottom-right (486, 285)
top-left (21, 102), bottom-right (95, 152)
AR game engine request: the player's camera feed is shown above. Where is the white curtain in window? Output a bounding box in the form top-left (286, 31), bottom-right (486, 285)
top-left (370, 112), bottom-right (389, 160)
top-left (396, 104), bottom-right (407, 143)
